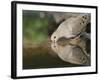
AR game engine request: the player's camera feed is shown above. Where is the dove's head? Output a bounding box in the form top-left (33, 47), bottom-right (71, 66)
top-left (51, 31), bottom-right (60, 42)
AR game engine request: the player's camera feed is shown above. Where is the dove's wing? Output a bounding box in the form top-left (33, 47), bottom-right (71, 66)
top-left (71, 14), bottom-right (90, 35)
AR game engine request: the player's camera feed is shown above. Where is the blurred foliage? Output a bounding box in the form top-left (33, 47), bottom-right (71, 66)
top-left (23, 11), bottom-right (49, 44)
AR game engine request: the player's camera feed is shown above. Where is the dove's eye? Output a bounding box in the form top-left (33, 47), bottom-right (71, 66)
top-left (54, 36), bottom-right (56, 39)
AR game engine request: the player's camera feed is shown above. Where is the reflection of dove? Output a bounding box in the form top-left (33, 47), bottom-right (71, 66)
top-left (51, 42), bottom-right (90, 65)
top-left (51, 14), bottom-right (90, 42)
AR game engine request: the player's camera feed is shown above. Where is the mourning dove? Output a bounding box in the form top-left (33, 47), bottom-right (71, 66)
top-left (51, 14), bottom-right (90, 42)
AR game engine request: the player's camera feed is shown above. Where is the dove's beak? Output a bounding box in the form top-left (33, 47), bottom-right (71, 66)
top-left (51, 39), bottom-right (55, 43)
top-left (54, 40), bottom-right (55, 43)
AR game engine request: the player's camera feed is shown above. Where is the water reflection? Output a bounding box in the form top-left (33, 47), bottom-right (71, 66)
top-left (23, 38), bottom-right (90, 69)
top-left (51, 41), bottom-right (90, 65)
